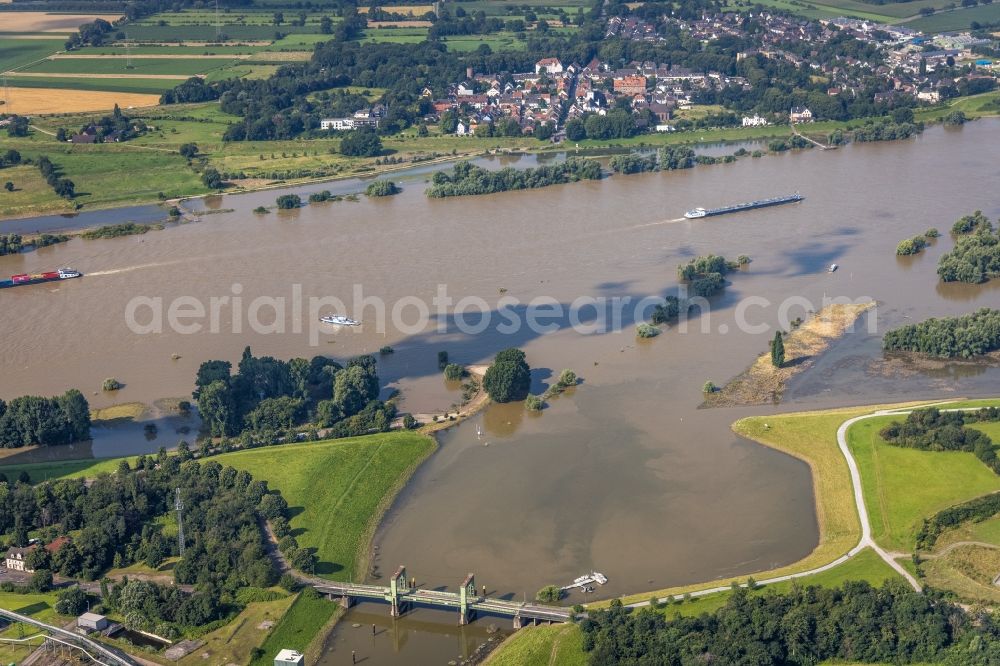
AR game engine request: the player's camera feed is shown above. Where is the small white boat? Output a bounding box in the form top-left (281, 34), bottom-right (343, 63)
top-left (684, 207), bottom-right (707, 219)
top-left (319, 314), bottom-right (360, 326)
top-left (828, 264), bottom-right (838, 273)
top-left (58, 267), bottom-right (82, 279)
top-left (592, 572), bottom-right (608, 585)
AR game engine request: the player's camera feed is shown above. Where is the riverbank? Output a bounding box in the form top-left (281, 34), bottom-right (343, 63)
top-left (703, 301), bottom-right (876, 407)
top-left (3, 92), bottom-right (996, 222)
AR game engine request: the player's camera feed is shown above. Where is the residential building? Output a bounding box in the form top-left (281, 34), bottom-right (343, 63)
top-left (5, 545), bottom-right (36, 572)
top-left (742, 114), bottom-right (768, 127)
top-left (789, 106), bottom-right (814, 122)
top-left (613, 75), bottom-right (647, 95)
top-left (535, 57), bottom-right (563, 75)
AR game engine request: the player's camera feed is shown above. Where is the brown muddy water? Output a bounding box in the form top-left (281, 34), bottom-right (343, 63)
top-left (3, 122), bottom-right (1000, 663)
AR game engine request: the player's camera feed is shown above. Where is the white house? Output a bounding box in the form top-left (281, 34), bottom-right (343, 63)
top-left (5, 545), bottom-right (36, 572)
top-left (534, 57), bottom-right (563, 76)
top-left (789, 106), bottom-right (814, 123)
top-left (741, 114), bottom-right (769, 127)
top-left (320, 118), bottom-right (354, 131)
top-left (917, 90), bottom-right (941, 103)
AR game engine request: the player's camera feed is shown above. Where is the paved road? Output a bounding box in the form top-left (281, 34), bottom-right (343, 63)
top-left (627, 406), bottom-right (964, 608)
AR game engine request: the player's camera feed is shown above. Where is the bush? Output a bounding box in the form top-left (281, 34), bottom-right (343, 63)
top-left (402, 414), bottom-right (417, 429)
top-left (536, 585), bottom-right (562, 603)
top-left (278, 573), bottom-right (300, 592)
top-left (103, 378), bottom-right (122, 391)
top-left (896, 236), bottom-right (928, 256)
top-left (636, 323), bottom-right (660, 338)
top-left (253, 206), bottom-right (268, 214)
top-left (703, 381), bottom-right (717, 393)
top-left (924, 228), bottom-right (940, 238)
top-left (525, 394), bottom-right (543, 411)
top-left (276, 194), bottom-right (302, 209)
top-left (365, 180), bottom-right (400, 197)
top-left (379, 345), bottom-right (394, 355)
top-left (443, 363), bottom-right (465, 381)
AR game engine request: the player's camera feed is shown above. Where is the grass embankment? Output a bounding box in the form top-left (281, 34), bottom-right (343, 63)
top-left (484, 623), bottom-right (587, 666)
top-left (704, 302), bottom-right (876, 406)
top-left (247, 590), bottom-right (339, 666)
top-left (847, 415), bottom-right (1000, 553)
top-left (0, 590), bottom-right (61, 624)
top-left (212, 431), bottom-right (436, 581)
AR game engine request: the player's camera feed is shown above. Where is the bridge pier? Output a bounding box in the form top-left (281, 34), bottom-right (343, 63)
top-left (512, 613), bottom-right (522, 630)
top-left (339, 594), bottom-right (352, 610)
top-left (388, 565), bottom-right (408, 618)
top-left (459, 573), bottom-right (476, 626)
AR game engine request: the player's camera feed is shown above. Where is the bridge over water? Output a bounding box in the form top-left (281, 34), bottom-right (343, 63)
top-left (314, 567), bottom-right (574, 627)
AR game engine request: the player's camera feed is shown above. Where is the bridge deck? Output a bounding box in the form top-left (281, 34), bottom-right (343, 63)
top-left (314, 583), bottom-right (572, 621)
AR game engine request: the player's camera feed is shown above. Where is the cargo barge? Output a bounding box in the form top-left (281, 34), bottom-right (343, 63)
top-left (0, 267), bottom-right (82, 288)
top-left (684, 193), bottom-right (804, 219)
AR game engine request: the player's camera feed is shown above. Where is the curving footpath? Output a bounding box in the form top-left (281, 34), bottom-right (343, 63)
top-left (627, 406), bottom-right (952, 608)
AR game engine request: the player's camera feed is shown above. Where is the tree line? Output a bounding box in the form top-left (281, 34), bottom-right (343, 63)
top-left (937, 215), bottom-right (999, 284)
top-left (882, 308), bottom-right (1000, 358)
top-left (0, 389), bottom-right (91, 448)
top-left (677, 254), bottom-right (747, 298)
top-left (580, 581), bottom-right (999, 665)
top-left (880, 406), bottom-right (1000, 473)
top-left (426, 158), bottom-right (601, 197)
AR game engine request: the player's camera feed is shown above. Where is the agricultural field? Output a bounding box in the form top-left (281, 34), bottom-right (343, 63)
top-left (905, 2), bottom-right (1000, 32)
top-left (0, 11), bottom-right (120, 32)
top-left (0, 36), bottom-right (63, 71)
top-left (727, 0), bottom-right (973, 23)
top-left (19, 56), bottom-right (238, 76)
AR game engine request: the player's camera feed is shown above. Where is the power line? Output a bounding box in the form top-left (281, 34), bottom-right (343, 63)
top-left (175, 488), bottom-right (186, 557)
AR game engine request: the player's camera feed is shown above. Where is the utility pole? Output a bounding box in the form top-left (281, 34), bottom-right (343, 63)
top-left (124, 30), bottom-right (133, 69)
top-left (175, 488), bottom-right (185, 557)
top-left (215, 0), bottom-right (221, 39)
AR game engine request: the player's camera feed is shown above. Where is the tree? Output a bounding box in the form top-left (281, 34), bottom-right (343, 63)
top-left (197, 380), bottom-right (237, 436)
top-left (320, 16), bottom-right (333, 34)
top-left (55, 128), bottom-right (68, 142)
top-left (536, 585), bottom-right (561, 602)
top-left (4, 182), bottom-right (13, 192)
top-left (30, 569), bottom-right (53, 592)
top-left (55, 586), bottom-right (88, 615)
top-left (179, 143), bottom-right (198, 159)
top-left (201, 167), bottom-right (223, 189)
top-left (771, 331), bottom-right (785, 367)
top-left (482, 348), bottom-right (531, 403)
top-left (340, 128), bottom-right (382, 157)
top-left (444, 363), bottom-right (465, 380)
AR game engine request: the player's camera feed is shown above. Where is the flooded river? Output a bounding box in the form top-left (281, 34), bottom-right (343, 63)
top-left (3, 121), bottom-right (1000, 664)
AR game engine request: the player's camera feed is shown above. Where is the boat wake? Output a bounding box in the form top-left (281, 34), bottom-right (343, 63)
top-left (87, 259), bottom-right (192, 276)
top-left (626, 217), bottom-right (688, 230)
